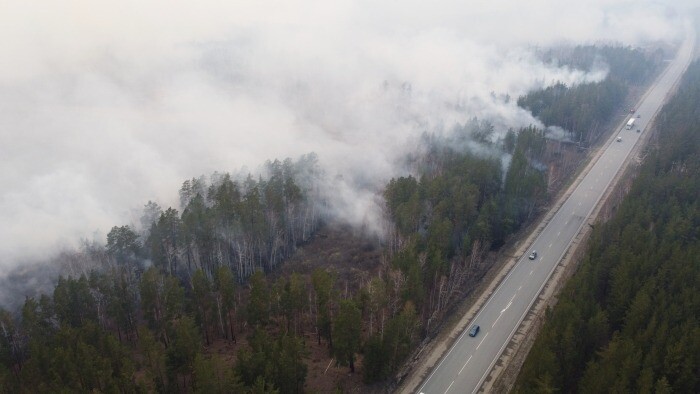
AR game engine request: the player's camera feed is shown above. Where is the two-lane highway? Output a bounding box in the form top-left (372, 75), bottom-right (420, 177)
top-left (416, 23), bottom-right (695, 394)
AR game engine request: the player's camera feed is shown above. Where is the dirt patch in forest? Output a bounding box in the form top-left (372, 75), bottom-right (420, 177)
top-left (275, 224), bottom-right (384, 289)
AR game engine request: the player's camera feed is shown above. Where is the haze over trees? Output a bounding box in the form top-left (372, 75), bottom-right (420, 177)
top-left (152, 154), bottom-right (322, 281)
top-left (518, 45), bottom-right (661, 145)
top-left (515, 60), bottom-right (700, 394)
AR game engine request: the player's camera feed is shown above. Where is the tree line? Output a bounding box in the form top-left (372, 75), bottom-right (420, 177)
top-left (514, 60), bottom-right (700, 393)
top-left (115, 154), bottom-right (322, 283)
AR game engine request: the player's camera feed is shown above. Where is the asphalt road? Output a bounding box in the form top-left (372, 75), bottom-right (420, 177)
top-left (416, 24), bottom-right (695, 394)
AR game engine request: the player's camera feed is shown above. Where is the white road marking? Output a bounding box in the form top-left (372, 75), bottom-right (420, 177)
top-left (459, 356), bottom-right (473, 375)
top-left (494, 299), bottom-right (513, 328)
top-left (557, 231), bottom-right (561, 236)
top-left (529, 270), bottom-right (533, 275)
top-left (445, 380), bottom-right (455, 393)
top-left (548, 243), bottom-right (552, 248)
top-left (476, 333), bottom-right (489, 350)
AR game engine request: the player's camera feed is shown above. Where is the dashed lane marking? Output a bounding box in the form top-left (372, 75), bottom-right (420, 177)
top-left (476, 333), bottom-right (489, 350)
top-left (459, 355), bottom-right (473, 375)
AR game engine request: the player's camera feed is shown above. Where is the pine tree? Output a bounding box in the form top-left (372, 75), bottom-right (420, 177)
top-left (332, 299), bottom-right (361, 373)
top-left (247, 271), bottom-right (270, 328)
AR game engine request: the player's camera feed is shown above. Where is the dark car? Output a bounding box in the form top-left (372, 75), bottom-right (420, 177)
top-left (637, 129), bottom-right (641, 133)
top-left (528, 250), bottom-right (537, 260)
top-left (468, 325), bottom-right (480, 337)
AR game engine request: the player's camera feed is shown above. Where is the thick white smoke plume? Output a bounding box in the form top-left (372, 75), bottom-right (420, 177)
top-left (0, 1), bottom-right (691, 271)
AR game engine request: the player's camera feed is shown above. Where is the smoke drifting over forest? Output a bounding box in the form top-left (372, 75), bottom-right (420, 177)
top-left (0, 1), bottom-right (691, 271)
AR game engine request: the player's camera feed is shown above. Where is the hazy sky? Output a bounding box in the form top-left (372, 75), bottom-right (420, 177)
top-left (0, 1), bottom-right (690, 268)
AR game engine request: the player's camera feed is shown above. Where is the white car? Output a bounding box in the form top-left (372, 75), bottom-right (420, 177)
top-left (528, 250), bottom-right (537, 260)
top-left (617, 136), bottom-right (622, 142)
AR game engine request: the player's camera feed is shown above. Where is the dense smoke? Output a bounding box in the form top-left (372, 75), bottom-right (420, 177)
top-left (0, 1), bottom-right (691, 274)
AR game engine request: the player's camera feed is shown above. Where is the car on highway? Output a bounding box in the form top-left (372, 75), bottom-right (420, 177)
top-left (528, 250), bottom-right (537, 260)
top-left (468, 325), bottom-right (480, 337)
top-left (630, 108), bottom-right (635, 113)
top-left (617, 136), bottom-right (622, 142)
top-left (637, 129), bottom-right (641, 133)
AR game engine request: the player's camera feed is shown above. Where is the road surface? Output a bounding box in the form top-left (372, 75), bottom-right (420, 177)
top-left (416, 24), bottom-right (695, 394)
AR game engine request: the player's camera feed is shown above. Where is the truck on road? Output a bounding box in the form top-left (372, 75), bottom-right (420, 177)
top-left (626, 118), bottom-right (636, 130)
